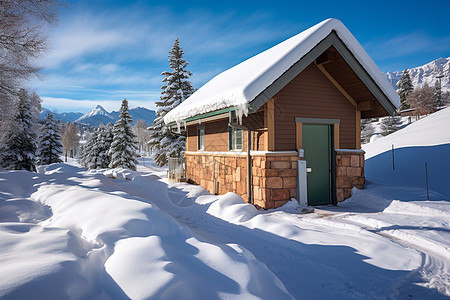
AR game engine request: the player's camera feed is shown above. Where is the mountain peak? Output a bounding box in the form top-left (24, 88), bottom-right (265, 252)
top-left (386, 57), bottom-right (450, 93)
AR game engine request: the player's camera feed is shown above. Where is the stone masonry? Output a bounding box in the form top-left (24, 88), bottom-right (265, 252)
top-left (335, 149), bottom-right (365, 202)
top-left (185, 149), bottom-right (365, 208)
top-left (184, 152), bottom-right (298, 209)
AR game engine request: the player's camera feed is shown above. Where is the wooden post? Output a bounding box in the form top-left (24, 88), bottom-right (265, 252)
top-left (296, 122), bottom-right (303, 149)
top-left (356, 110), bottom-right (361, 149)
top-left (334, 123), bottom-right (340, 149)
top-left (266, 99), bottom-right (275, 151)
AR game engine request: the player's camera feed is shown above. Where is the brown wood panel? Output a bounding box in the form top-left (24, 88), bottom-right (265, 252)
top-left (204, 119), bottom-right (229, 151)
top-left (274, 63), bottom-right (356, 150)
top-left (322, 46), bottom-right (389, 118)
top-left (187, 116), bottom-right (266, 152)
top-left (187, 126), bottom-right (197, 151)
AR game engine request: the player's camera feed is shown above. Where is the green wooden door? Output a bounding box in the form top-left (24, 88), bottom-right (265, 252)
top-left (303, 124), bottom-right (331, 205)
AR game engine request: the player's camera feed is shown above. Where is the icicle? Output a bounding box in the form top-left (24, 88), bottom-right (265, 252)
top-left (235, 103), bottom-right (249, 125)
top-left (183, 121), bottom-right (187, 130)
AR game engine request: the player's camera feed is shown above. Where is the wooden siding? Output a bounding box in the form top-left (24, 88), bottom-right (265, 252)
top-left (204, 118), bottom-right (229, 151)
top-left (321, 46), bottom-right (389, 119)
top-left (274, 63), bottom-right (356, 150)
top-left (186, 126), bottom-right (197, 152)
top-left (186, 110), bottom-right (266, 152)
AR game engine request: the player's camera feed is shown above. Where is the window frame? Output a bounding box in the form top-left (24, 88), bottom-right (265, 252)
top-left (197, 125), bottom-right (205, 151)
top-left (228, 126), bottom-right (243, 151)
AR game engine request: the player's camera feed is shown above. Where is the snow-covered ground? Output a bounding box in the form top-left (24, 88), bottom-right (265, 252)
top-left (1, 109), bottom-right (450, 299)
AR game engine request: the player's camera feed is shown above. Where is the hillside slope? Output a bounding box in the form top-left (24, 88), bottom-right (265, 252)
top-left (363, 107), bottom-right (450, 199)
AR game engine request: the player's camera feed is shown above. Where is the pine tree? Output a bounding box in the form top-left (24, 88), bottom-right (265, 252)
top-left (93, 123), bottom-right (113, 169)
top-left (433, 79), bottom-right (443, 107)
top-left (79, 129), bottom-right (98, 169)
top-left (0, 89), bottom-right (37, 171)
top-left (36, 113), bottom-right (63, 165)
top-left (396, 69), bottom-right (414, 111)
top-left (380, 116), bottom-right (402, 136)
top-left (109, 99), bottom-right (138, 170)
top-left (361, 119), bottom-right (375, 144)
top-left (148, 38), bottom-right (194, 166)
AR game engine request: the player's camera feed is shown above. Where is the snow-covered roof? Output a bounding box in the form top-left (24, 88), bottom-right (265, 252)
top-left (164, 18), bottom-right (400, 125)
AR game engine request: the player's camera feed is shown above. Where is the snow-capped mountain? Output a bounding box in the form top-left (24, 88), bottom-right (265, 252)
top-left (386, 57), bottom-right (450, 93)
top-left (74, 105), bottom-right (156, 127)
top-left (39, 108), bottom-right (83, 123)
top-left (75, 105), bottom-right (115, 127)
top-left (79, 105), bottom-right (114, 120)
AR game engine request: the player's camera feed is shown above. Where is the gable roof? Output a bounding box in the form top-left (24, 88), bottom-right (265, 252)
top-left (164, 18), bottom-right (400, 125)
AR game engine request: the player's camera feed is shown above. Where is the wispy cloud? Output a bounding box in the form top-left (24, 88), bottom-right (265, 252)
top-left (34, 4), bottom-right (305, 112)
top-left (365, 32), bottom-right (450, 60)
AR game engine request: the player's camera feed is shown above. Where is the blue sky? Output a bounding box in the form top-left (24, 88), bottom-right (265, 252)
top-left (31, 0), bottom-right (450, 113)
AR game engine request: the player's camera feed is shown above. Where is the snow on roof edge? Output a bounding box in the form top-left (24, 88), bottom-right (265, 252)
top-left (164, 18), bottom-right (400, 125)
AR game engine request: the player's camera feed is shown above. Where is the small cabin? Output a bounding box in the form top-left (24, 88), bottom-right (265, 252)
top-left (165, 19), bottom-right (399, 209)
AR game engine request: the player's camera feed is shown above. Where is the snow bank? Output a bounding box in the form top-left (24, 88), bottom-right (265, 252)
top-left (363, 107), bottom-right (450, 159)
top-left (362, 107), bottom-right (450, 199)
top-left (0, 165), bottom-right (293, 299)
top-left (164, 18), bottom-right (399, 125)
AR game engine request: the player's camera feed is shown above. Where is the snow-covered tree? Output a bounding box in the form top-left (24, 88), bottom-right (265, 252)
top-left (0, 89), bottom-right (37, 171)
top-left (433, 79), bottom-right (443, 108)
top-left (134, 120), bottom-right (150, 153)
top-left (62, 122), bottom-right (80, 162)
top-left (148, 38), bottom-right (194, 166)
top-left (79, 124), bottom-right (113, 170)
top-left (361, 119), bottom-right (375, 144)
top-left (109, 99), bottom-right (138, 170)
top-left (79, 129), bottom-right (98, 169)
top-left (94, 123), bottom-right (113, 169)
top-left (36, 113), bottom-right (63, 165)
top-left (380, 116), bottom-right (402, 136)
top-left (0, 0), bottom-right (60, 132)
top-left (396, 69), bottom-right (414, 111)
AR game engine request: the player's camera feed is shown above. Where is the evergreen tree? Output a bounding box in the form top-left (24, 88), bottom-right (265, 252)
top-left (148, 38), bottom-right (194, 166)
top-left (396, 69), bottom-right (414, 111)
top-left (79, 129), bottom-right (98, 169)
top-left (36, 113), bottom-right (63, 165)
top-left (433, 79), bottom-right (443, 107)
top-left (109, 99), bottom-right (138, 170)
top-left (361, 119), bottom-right (375, 144)
top-left (380, 116), bottom-right (402, 136)
top-left (92, 123), bottom-right (113, 169)
top-left (1, 89), bottom-right (37, 171)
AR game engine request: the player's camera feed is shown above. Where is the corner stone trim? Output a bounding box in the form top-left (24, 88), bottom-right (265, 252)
top-left (335, 150), bottom-right (365, 202)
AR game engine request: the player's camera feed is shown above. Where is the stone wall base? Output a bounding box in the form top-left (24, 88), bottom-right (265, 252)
top-left (335, 150), bottom-right (365, 202)
top-left (185, 149), bottom-right (365, 208)
top-left (185, 152), bottom-right (298, 209)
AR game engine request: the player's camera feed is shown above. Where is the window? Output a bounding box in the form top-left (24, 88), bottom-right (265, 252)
top-left (229, 127), bottom-right (243, 151)
top-left (197, 126), bottom-right (205, 150)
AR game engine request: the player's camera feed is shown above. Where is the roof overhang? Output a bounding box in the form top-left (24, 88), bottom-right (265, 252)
top-left (249, 31), bottom-right (397, 116)
top-left (167, 107), bottom-right (234, 128)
